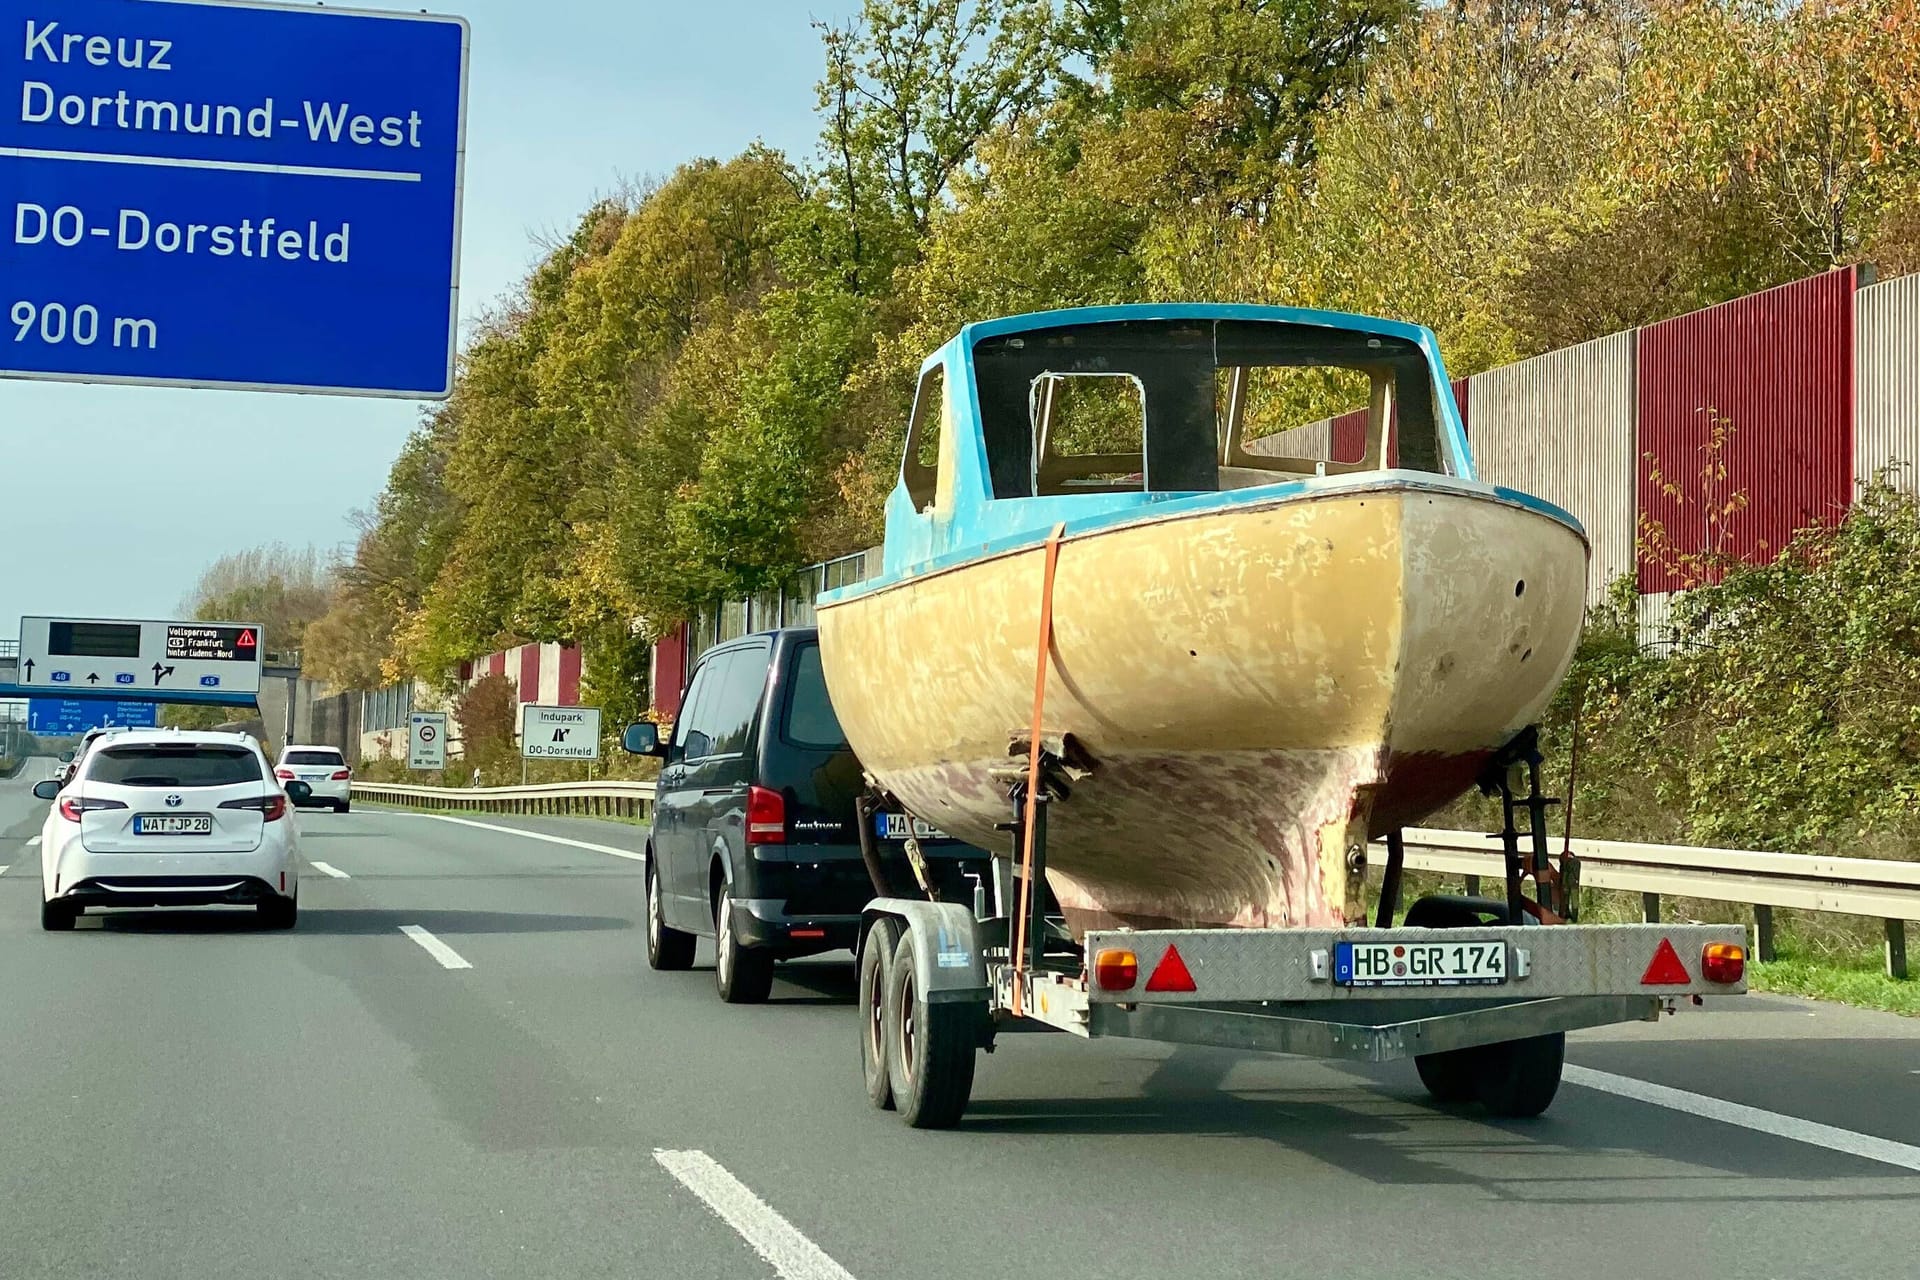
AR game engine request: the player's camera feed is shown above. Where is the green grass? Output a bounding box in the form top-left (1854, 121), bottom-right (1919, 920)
top-left (1749, 956), bottom-right (1920, 1016)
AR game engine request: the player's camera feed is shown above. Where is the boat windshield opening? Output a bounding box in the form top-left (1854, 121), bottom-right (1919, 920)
top-left (972, 318), bottom-right (1453, 499)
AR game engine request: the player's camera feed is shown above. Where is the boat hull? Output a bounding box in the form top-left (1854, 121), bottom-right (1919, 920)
top-left (818, 480), bottom-right (1588, 935)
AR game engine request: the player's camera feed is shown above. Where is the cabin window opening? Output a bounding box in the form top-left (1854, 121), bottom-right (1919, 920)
top-left (1031, 373), bottom-right (1148, 494)
top-left (901, 365), bottom-right (945, 512)
top-left (971, 318), bottom-right (1456, 500)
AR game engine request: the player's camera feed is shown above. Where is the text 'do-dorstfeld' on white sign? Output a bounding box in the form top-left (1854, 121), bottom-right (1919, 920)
top-left (521, 704), bottom-right (601, 760)
top-left (409, 711), bottom-right (447, 770)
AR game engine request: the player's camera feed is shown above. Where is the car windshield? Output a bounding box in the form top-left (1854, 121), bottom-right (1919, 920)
top-left (88, 745), bottom-right (262, 788)
top-left (284, 750), bottom-right (344, 766)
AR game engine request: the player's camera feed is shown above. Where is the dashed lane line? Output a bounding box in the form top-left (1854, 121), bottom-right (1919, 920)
top-left (388, 812), bottom-right (646, 862)
top-left (399, 925), bottom-right (472, 971)
top-left (654, 1149), bottom-right (856, 1280)
top-left (1566, 1065), bottom-right (1920, 1174)
top-left (26, 836), bottom-right (40, 847)
top-left (309, 861), bottom-right (349, 879)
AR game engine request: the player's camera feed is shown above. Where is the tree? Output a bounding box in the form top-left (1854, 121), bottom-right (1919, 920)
top-left (182, 543), bottom-right (337, 666)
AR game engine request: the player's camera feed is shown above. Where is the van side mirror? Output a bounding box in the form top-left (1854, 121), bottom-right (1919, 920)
top-left (33, 780), bottom-right (60, 800)
top-left (59, 750), bottom-right (75, 762)
top-left (621, 722), bottom-right (663, 756)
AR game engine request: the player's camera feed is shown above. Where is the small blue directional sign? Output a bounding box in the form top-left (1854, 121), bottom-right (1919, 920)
top-left (0, 0), bottom-right (469, 397)
top-left (27, 698), bottom-right (160, 735)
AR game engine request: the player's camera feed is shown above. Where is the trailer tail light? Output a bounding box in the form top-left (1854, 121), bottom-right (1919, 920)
top-left (1144, 944), bottom-right (1198, 993)
top-left (1094, 949), bottom-right (1138, 992)
top-left (746, 785), bottom-right (785, 845)
top-left (1702, 942), bottom-right (1746, 984)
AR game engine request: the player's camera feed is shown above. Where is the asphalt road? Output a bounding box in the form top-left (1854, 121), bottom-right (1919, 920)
top-left (2, 763), bottom-right (1917, 1279)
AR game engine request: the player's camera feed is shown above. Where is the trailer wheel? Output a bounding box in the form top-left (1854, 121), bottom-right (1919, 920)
top-left (1406, 893), bottom-right (1517, 1105)
top-left (1413, 1047), bottom-right (1482, 1103)
top-left (1473, 1032), bottom-right (1565, 1118)
top-left (884, 928), bottom-right (977, 1129)
top-left (858, 917), bottom-right (904, 1111)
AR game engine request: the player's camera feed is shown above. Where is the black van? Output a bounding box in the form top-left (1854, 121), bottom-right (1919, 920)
top-left (623, 627), bottom-right (991, 1003)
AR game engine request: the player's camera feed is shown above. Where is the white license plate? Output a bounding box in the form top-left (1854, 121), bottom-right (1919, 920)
top-left (134, 814), bottom-right (213, 835)
top-left (1335, 939), bottom-right (1507, 986)
top-left (876, 813), bottom-right (947, 840)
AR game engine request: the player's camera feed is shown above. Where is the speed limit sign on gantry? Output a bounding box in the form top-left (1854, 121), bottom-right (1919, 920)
top-left (409, 711), bottom-right (448, 770)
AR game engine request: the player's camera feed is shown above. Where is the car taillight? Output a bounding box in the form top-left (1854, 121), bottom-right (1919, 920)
top-left (746, 785), bottom-right (785, 845)
top-left (221, 794), bottom-right (288, 822)
top-left (58, 796), bottom-right (128, 823)
top-left (275, 768), bottom-right (295, 779)
top-left (331, 769), bottom-right (351, 780)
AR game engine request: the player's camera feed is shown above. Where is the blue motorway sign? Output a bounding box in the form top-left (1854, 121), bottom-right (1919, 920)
top-left (1, 1), bottom-right (469, 396)
top-left (27, 697), bottom-right (160, 735)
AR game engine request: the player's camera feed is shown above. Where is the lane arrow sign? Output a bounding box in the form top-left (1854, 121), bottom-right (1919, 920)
top-left (86, 673), bottom-right (101, 685)
top-left (151, 663), bottom-right (175, 686)
top-left (21, 659), bottom-right (34, 680)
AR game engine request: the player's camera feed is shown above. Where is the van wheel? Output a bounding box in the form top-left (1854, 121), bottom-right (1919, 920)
top-left (714, 889), bottom-right (774, 1004)
top-left (859, 917), bottom-right (905, 1110)
top-left (41, 899), bottom-right (77, 932)
top-left (646, 862), bottom-right (695, 971)
top-left (884, 928), bottom-right (977, 1128)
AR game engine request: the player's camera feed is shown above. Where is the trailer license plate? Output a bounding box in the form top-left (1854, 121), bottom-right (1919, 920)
top-left (1335, 940), bottom-right (1506, 986)
top-left (134, 814), bottom-right (213, 835)
top-left (875, 813), bottom-right (947, 840)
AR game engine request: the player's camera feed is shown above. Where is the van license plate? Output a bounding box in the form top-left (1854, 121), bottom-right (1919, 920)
top-left (876, 813), bottom-right (947, 840)
top-left (1335, 940), bottom-right (1506, 986)
top-left (134, 814), bottom-right (213, 835)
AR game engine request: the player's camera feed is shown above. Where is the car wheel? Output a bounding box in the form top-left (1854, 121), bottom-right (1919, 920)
top-left (40, 899), bottom-right (77, 932)
top-left (646, 861), bottom-right (695, 971)
top-left (335, 801), bottom-right (351, 814)
top-left (714, 887), bottom-right (774, 1004)
top-left (258, 897), bottom-right (298, 930)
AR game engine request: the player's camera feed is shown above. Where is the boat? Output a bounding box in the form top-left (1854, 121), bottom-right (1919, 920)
top-left (815, 304), bottom-right (1588, 938)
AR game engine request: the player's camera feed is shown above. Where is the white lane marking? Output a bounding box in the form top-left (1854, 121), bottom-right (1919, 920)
top-left (653, 1150), bottom-right (856, 1280)
top-left (399, 925), bottom-right (472, 971)
top-left (1566, 1065), bottom-right (1920, 1173)
top-left (391, 812), bottom-right (646, 862)
top-left (26, 836), bottom-right (40, 847)
top-left (309, 861), bottom-right (349, 879)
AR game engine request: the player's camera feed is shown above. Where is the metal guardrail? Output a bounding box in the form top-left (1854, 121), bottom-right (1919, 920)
top-left (353, 779), bottom-right (654, 821)
top-left (349, 781), bottom-right (1919, 978)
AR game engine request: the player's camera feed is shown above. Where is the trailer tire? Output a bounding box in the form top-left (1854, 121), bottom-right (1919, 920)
top-left (1406, 893), bottom-right (1518, 1104)
top-left (1413, 1047), bottom-right (1482, 1103)
top-left (859, 917), bottom-right (905, 1111)
top-left (1473, 1032), bottom-right (1565, 1118)
top-left (884, 929), bottom-right (976, 1129)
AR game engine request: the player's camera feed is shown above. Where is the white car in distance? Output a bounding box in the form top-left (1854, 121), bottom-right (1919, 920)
top-left (274, 745), bottom-right (353, 812)
top-left (34, 729), bottom-right (310, 931)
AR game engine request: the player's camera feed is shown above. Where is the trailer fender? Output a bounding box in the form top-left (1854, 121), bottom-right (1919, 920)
top-left (862, 899), bottom-right (989, 1004)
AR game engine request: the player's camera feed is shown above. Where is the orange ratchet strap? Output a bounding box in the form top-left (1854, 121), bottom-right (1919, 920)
top-left (1012, 523), bottom-right (1066, 1018)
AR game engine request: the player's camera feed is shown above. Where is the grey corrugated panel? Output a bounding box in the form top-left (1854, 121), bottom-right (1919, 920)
top-left (1636, 590), bottom-right (1678, 654)
top-left (1855, 273), bottom-right (1920, 495)
top-left (1468, 331), bottom-right (1637, 605)
top-left (1245, 417), bottom-right (1333, 459)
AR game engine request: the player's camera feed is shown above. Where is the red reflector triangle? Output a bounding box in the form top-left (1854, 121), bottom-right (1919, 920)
top-left (1144, 944), bottom-right (1197, 993)
top-left (1640, 937), bottom-right (1691, 985)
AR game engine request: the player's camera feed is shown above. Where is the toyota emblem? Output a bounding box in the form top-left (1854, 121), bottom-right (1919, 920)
top-left (165, 794), bottom-right (183, 808)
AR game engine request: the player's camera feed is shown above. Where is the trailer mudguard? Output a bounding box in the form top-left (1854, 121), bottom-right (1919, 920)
top-left (862, 899), bottom-right (989, 1004)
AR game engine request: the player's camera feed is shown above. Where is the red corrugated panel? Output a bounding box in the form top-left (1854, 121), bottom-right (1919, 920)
top-left (651, 626), bottom-right (689, 721)
top-left (486, 651), bottom-right (504, 678)
top-left (557, 646), bottom-right (582, 706)
top-left (518, 644), bottom-right (540, 703)
top-left (1330, 378), bottom-right (1469, 464)
top-left (1636, 268), bottom-right (1856, 593)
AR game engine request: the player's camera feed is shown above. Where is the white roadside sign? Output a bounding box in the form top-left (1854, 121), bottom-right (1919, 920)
top-left (17, 616), bottom-right (265, 696)
top-left (521, 704), bottom-right (601, 760)
top-left (409, 711), bottom-right (448, 770)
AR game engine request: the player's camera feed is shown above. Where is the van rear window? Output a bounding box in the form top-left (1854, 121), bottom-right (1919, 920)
top-left (782, 644), bottom-right (847, 749)
top-left (89, 746), bottom-right (262, 788)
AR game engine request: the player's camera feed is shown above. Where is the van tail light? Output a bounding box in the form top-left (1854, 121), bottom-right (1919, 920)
top-left (1094, 948), bottom-right (1139, 992)
top-left (746, 785), bottom-right (785, 845)
top-left (330, 769), bottom-right (352, 781)
top-left (275, 768), bottom-right (295, 780)
top-left (222, 794), bottom-right (288, 822)
top-left (1702, 942), bottom-right (1746, 984)
top-left (58, 796), bottom-right (128, 823)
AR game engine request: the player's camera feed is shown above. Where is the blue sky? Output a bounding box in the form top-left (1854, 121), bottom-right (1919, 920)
top-left (0, 0), bottom-right (859, 636)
